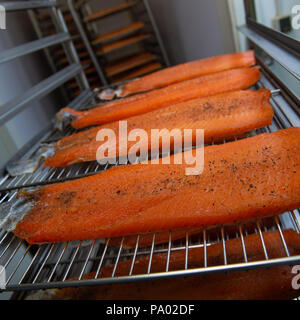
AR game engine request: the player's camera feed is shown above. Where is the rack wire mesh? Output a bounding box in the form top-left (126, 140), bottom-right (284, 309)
top-left (0, 70), bottom-right (299, 297)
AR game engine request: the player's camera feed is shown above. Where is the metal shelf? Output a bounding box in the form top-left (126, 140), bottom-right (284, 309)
top-left (238, 25), bottom-right (300, 81)
top-left (0, 32), bottom-right (71, 64)
top-left (92, 21), bottom-right (145, 46)
top-left (1, 1), bottom-right (58, 12)
top-left (0, 63), bottom-right (83, 126)
top-left (65, 0), bottom-right (170, 85)
top-left (83, 1), bottom-right (137, 23)
top-left (0, 71), bottom-right (299, 294)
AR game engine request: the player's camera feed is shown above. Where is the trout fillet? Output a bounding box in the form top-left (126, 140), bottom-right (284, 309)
top-left (57, 66), bottom-right (260, 129)
top-left (10, 127), bottom-right (300, 244)
top-left (45, 89), bottom-right (273, 167)
top-left (27, 229), bottom-right (300, 300)
top-left (116, 50), bottom-right (256, 97)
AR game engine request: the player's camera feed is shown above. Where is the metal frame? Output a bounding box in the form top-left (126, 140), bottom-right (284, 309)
top-left (26, 1), bottom-right (104, 98)
top-left (2, 1), bottom-right (58, 12)
top-left (238, 25), bottom-right (300, 81)
top-left (240, 0), bottom-right (299, 108)
top-left (0, 1), bottom-right (91, 166)
top-left (66, 0), bottom-right (170, 84)
top-left (142, 0), bottom-right (170, 67)
top-left (246, 18), bottom-right (300, 57)
top-left (0, 70), bottom-right (299, 294)
top-left (67, 0), bottom-right (108, 85)
top-left (49, 5), bottom-right (90, 91)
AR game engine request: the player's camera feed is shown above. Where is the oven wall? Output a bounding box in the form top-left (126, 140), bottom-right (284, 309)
top-left (147, 0), bottom-right (236, 64)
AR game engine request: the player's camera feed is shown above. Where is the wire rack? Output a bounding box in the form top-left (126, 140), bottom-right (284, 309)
top-left (0, 70), bottom-right (300, 298)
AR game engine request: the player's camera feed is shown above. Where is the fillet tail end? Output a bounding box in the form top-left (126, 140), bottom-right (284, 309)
top-left (0, 198), bottom-right (34, 232)
top-left (6, 145), bottom-right (55, 176)
top-left (55, 108), bottom-right (81, 131)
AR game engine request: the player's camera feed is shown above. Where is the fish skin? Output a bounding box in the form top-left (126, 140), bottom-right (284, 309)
top-left (45, 88), bottom-right (273, 167)
top-left (13, 127), bottom-right (300, 244)
top-left (57, 66), bottom-right (261, 129)
top-left (118, 50), bottom-right (256, 97)
top-left (27, 229), bottom-right (300, 300)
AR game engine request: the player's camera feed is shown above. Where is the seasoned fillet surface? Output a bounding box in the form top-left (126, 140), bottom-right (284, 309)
top-left (118, 50), bottom-right (256, 97)
top-left (57, 66), bottom-right (260, 129)
top-left (28, 230), bottom-right (300, 300)
top-left (45, 89), bottom-right (273, 167)
top-left (14, 127), bottom-right (300, 243)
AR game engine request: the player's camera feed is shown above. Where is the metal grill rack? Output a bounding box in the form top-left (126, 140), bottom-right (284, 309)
top-left (66, 0), bottom-right (170, 85)
top-left (27, 0), bottom-right (106, 98)
top-left (27, 0), bottom-right (170, 95)
top-left (0, 69), bottom-right (299, 297)
top-left (0, 6), bottom-right (299, 298)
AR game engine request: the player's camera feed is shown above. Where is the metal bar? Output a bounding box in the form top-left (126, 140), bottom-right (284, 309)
top-left (185, 232), bottom-right (189, 270)
top-left (94, 239), bottom-right (110, 279)
top-left (32, 244), bottom-right (55, 283)
top-left (221, 227), bottom-right (227, 265)
top-left (0, 232), bottom-right (10, 247)
top-left (259, 78), bottom-right (300, 127)
top-left (203, 229), bottom-right (207, 267)
top-left (257, 57), bottom-right (300, 111)
top-left (247, 18), bottom-right (300, 57)
top-left (274, 216), bottom-right (290, 257)
top-left (49, 6), bottom-right (90, 92)
top-left (256, 220), bottom-right (269, 260)
top-left (47, 243), bottom-right (68, 282)
top-left (67, 0), bottom-right (108, 85)
top-left (147, 234), bottom-right (156, 274)
top-left (18, 246), bottom-right (43, 284)
top-left (5, 244), bottom-right (32, 285)
top-left (26, 9), bottom-right (71, 104)
top-left (61, 241), bottom-right (82, 281)
top-left (0, 236), bottom-right (16, 259)
top-left (143, 0), bottom-right (170, 67)
top-left (129, 235), bottom-right (140, 276)
top-left (111, 238), bottom-right (124, 277)
top-left (5, 255), bottom-right (300, 292)
top-left (290, 211), bottom-right (300, 234)
top-left (165, 232), bottom-right (172, 272)
top-left (2, 240), bottom-right (23, 269)
top-left (1, 1), bottom-right (57, 12)
top-left (0, 33), bottom-right (70, 65)
top-left (0, 63), bottom-right (82, 126)
top-left (52, 240), bottom-right (215, 264)
top-left (239, 225), bottom-right (248, 263)
top-left (78, 240), bottom-right (96, 280)
top-left (238, 25), bottom-right (300, 80)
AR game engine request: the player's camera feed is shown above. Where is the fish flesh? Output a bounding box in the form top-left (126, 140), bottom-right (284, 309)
top-left (109, 216), bottom-right (277, 248)
top-left (113, 50), bottom-right (256, 97)
top-left (45, 89), bottom-right (273, 167)
top-left (26, 229), bottom-right (300, 300)
top-left (56, 66), bottom-right (260, 129)
top-left (6, 127), bottom-right (300, 244)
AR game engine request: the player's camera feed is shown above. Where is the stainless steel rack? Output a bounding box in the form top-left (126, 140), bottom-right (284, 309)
top-left (66, 0), bottom-right (170, 85)
top-left (26, 0), bottom-right (105, 98)
top-left (0, 71), bottom-right (300, 296)
top-left (0, 4), bottom-right (299, 299)
top-left (0, 1), bottom-right (92, 125)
